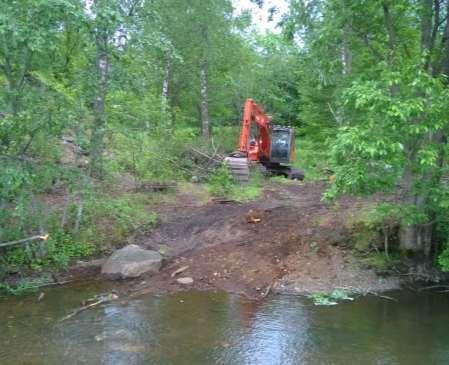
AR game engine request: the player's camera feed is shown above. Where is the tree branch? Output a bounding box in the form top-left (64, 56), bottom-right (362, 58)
top-left (0, 234), bottom-right (49, 249)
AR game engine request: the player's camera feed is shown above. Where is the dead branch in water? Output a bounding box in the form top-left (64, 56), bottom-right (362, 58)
top-left (418, 285), bottom-right (449, 292)
top-left (368, 292), bottom-right (398, 301)
top-left (59, 293), bottom-right (118, 322)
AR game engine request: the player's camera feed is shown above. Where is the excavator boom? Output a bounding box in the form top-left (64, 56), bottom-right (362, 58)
top-left (238, 98), bottom-right (271, 161)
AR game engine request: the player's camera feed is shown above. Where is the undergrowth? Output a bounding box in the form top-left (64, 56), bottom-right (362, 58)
top-left (0, 282), bottom-right (38, 297)
top-left (438, 244), bottom-right (449, 272)
top-left (0, 192), bottom-right (158, 275)
top-left (294, 138), bottom-right (330, 181)
top-left (207, 165), bottom-right (263, 201)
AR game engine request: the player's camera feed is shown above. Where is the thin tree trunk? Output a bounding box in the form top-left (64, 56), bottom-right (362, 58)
top-left (383, 0), bottom-right (396, 63)
top-left (161, 54), bottom-right (171, 115)
top-left (342, 26), bottom-right (352, 75)
top-left (441, 0), bottom-right (449, 76)
top-left (89, 29), bottom-right (109, 177)
top-left (199, 59), bottom-right (209, 138)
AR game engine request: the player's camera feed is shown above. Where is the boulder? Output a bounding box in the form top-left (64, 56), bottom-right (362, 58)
top-left (101, 244), bottom-right (162, 279)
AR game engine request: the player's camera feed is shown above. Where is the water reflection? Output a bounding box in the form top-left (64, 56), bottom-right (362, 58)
top-left (1, 285), bottom-right (449, 365)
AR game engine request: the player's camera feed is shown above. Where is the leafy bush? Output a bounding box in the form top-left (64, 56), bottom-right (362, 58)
top-left (438, 244), bottom-right (449, 272)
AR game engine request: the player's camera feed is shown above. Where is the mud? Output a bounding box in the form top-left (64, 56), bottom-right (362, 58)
top-left (125, 181), bottom-right (400, 299)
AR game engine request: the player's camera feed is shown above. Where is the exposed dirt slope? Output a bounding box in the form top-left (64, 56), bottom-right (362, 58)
top-left (129, 182), bottom-right (399, 299)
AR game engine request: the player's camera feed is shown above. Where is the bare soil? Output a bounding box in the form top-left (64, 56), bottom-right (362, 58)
top-left (121, 181), bottom-right (400, 299)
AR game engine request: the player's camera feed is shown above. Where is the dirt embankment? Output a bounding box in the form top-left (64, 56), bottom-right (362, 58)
top-left (119, 181), bottom-right (400, 299)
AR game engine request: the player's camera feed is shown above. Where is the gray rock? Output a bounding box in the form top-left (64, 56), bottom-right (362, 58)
top-left (101, 244), bottom-right (162, 279)
top-left (176, 277), bottom-right (194, 285)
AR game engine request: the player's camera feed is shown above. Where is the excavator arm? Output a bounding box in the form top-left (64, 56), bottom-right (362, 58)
top-left (238, 98), bottom-right (272, 161)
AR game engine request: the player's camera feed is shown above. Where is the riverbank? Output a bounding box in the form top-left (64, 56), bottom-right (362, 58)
top-left (124, 181), bottom-right (401, 299)
top-left (2, 180), bottom-right (413, 298)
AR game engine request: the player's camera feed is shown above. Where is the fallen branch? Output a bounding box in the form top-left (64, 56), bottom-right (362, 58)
top-left (0, 234), bottom-right (49, 248)
top-left (261, 282), bottom-right (273, 299)
top-left (371, 293), bottom-right (398, 301)
top-left (418, 285), bottom-right (449, 292)
top-left (59, 293), bottom-right (118, 322)
top-left (190, 147), bottom-right (223, 163)
top-left (170, 265), bottom-right (189, 278)
top-left (211, 197), bottom-right (240, 204)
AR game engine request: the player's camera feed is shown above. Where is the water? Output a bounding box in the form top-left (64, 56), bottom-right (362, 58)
top-left (1, 285), bottom-right (448, 365)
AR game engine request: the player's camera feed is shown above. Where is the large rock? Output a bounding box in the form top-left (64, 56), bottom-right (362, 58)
top-left (101, 244), bottom-right (162, 279)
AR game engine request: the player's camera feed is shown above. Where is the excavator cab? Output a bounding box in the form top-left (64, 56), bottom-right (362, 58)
top-left (270, 126), bottom-right (295, 164)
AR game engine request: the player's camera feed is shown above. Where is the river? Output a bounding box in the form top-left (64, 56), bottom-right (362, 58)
top-left (1, 284), bottom-right (448, 364)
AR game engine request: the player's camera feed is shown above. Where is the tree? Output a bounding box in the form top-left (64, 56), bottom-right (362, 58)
top-left (285, 0), bottom-right (449, 258)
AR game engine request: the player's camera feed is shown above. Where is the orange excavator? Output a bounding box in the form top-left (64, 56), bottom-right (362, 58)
top-left (225, 98), bottom-right (304, 183)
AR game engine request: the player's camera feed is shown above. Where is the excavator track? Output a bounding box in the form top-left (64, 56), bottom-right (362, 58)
top-left (224, 157), bottom-right (249, 184)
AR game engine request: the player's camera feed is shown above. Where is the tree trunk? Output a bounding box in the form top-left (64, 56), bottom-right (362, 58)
top-left (199, 59), bottom-right (209, 138)
top-left (161, 53), bottom-right (171, 116)
top-left (398, 194), bottom-right (432, 255)
top-left (397, 0), bottom-right (447, 257)
top-left (342, 26), bottom-right (352, 74)
top-left (89, 30), bottom-right (109, 177)
top-left (382, 0), bottom-right (396, 63)
top-left (441, 0), bottom-right (449, 76)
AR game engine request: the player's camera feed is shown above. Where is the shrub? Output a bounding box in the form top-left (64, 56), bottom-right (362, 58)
top-left (438, 244), bottom-right (449, 272)
top-left (207, 165), bottom-right (263, 201)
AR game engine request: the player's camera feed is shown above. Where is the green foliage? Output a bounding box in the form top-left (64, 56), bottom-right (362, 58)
top-left (284, 0), bottom-right (449, 258)
top-left (1, 191), bottom-right (158, 273)
top-left (294, 138), bottom-right (330, 181)
top-left (361, 252), bottom-right (400, 272)
top-left (438, 244), bottom-right (449, 272)
top-left (82, 193), bottom-right (158, 242)
top-left (2, 233), bottom-right (95, 271)
top-left (207, 165), bottom-right (263, 201)
top-left (0, 282), bottom-right (38, 297)
top-left (2, 0), bottom-right (449, 283)
top-left (308, 289), bottom-right (354, 306)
